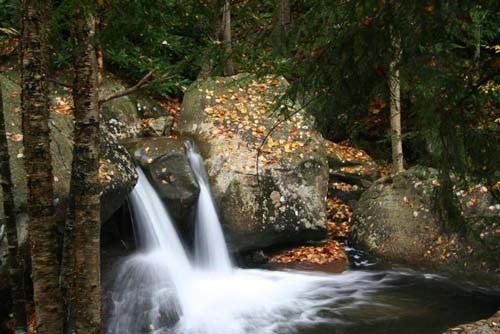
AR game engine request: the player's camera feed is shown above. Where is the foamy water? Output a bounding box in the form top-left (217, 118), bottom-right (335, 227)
top-left (106, 151), bottom-right (405, 334)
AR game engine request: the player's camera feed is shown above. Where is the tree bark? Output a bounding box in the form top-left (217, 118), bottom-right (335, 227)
top-left (94, 12), bottom-right (104, 86)
top-left (389, 28), bottom-right (404, 173)
top-left (70, 5), bottom-right (101, 334)
top-left (20, 0), bottom-right (63, 333)
top-left (0, 82), bottom-right (27, 333)
top-left (222, 0), bottom-right (235, 76)
top-left (278, 0), bottom-right (291, 32)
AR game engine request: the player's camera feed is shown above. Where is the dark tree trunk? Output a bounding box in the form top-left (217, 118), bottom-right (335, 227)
top-left (70, 6), bottom-right (101, 334)
top-left (278, 0), bottom-right (291, 32)
top-left (222, 0), bottom-right (235, 76)
top-left (20, 0), bottom-right (63, 333)
top-left (0, 83), bottom-right (27, 333)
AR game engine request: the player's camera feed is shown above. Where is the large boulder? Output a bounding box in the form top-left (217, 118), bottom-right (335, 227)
top-left (0, 70), bottom-right (137, 223)
top-left (125, 137), bottom-right (200, 232)
top-left (99, 74), bottom-right (141, 139)
top-left (178, 74), bottom-right (329, 252)
top-left (351, 166), bottom-right (500, 282)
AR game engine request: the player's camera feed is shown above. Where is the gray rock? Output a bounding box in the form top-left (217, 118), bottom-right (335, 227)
top-left (443, 310), bottom-right (500, 334)
top-left (99, 74), bottom-right (141, 139)
top-left (178, 74), bottom-right (328, 252)
top-left (0, 71), bottom-right (138, 224)
top-left (125, 137), bottom-right (200, 232)
top-left (141, 116), bottom-right (174, 137)
top-left (351, 166), bottom-right (500, 282)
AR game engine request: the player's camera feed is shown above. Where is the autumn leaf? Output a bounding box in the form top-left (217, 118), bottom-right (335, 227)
top-left (368, 96), bottom-right (387, 114)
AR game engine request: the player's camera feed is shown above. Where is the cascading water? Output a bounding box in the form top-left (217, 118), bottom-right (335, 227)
top-left (185, 141), bottom-right (232, 273)
top-left (106, 149), bottom-right (499, 334)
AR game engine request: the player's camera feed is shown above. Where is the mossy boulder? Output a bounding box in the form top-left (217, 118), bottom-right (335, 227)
top-left (179, 74), bottom-right (328, 252)
top-left (0, 71), bottom-right (137, 224)
top-left (351, 166), bottom-right (500, 283)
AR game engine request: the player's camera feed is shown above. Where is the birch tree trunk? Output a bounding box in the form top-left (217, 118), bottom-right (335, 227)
top-left (222, 0), bottom-right (235, 76)
top-left (389, 29), bottom-right (404, 173)
top-left (20, 0), bottom-right (63, 333)
top-left (0, 83), bottom-right (27, 333)
top-left (71, 5), bottom-right (101, 333)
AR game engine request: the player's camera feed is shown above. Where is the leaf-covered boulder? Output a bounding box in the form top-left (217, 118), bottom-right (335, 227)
top-left (325, 140), bottom-right (379, 186)
top-left (178, 74), bottom-right (328, 252)
top-left (351, 166), bottom-right (500, 283)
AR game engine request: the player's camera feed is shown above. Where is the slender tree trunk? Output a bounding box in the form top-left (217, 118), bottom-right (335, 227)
top-left (94, 12), bottom-right (104, 85)
top-left (60, 201), bottom-right (75, 334)
top-left (0, 84), bottom-right (27, 333)
top-left (71, 6), bottom-right (101, 334)
top-left (278, 0), bottom-right (291, 32)
top-left (20, 1), bottom-right (63, 333)
top-left (222, 0), bottom-right (235, 76)
top-left (389, 29), bottom-right (404, 173)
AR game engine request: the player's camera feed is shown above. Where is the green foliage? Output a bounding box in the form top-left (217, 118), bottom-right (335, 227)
top-left (250, 0), bottom-right (500, 230)
top-left (100, 0), bottom-right (219, 96)
top-left (0, 0), bottom-right (19, 29)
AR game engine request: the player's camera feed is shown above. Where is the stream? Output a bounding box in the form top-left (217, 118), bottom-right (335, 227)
top-left (104, 143), bottom-right (499, 334)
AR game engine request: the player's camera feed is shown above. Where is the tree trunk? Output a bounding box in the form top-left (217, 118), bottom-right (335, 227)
top-left (222, 0), bottom-right (235, 76)
top-left (20, 1), bottom-right (63, 333)
top-left (71, 6), bottom-right (101, 334)
top-left (389, 29), bottom-right (404, 173)
top-left (94, 12), bottom-right (104, 85)
top-left (278, 0), bottom-right (291, 32)
top-left (0, 83), bottom-right (27, 333)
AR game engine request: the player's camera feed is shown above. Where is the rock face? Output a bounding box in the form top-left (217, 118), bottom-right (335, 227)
top-left (100, 74), bottom-right (142, 139)
top-left (351, 166), bottom-right (500, 281)
top-left (443, 311), bottom-right (500, 334)
top-left (126, 137), bottom-right (200, 232)
top-left (0, 70), bottom-right (137, 223)
top-left (178, 74), bottom-right (328, 252)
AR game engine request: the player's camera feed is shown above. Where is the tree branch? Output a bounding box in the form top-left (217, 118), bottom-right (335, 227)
top-left (98, 69), bottom-right (157, 106)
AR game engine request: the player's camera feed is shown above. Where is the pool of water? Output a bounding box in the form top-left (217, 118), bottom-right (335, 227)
top-left (103, 246), bottom-right (499, 334)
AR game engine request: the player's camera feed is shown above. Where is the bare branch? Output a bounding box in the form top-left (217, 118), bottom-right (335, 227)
top-left (48, 78), bottom-right (73, 89)
top-left (98, 69), bottom-right (157, 105)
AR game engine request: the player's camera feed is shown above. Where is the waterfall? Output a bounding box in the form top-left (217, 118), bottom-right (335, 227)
top-left (107, 148), bottom-right (400, 334)
top-left (185, 141), bottom-right (233, 273)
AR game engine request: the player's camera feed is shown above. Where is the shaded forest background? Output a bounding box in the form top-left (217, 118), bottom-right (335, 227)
top-left (0, 0), bottom-right (498, 333)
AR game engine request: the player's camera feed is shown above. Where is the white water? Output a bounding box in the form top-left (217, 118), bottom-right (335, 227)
top-left (185, 141), bottom-right (232, 273)
top-left (107, 155), bottom-right (401, 334)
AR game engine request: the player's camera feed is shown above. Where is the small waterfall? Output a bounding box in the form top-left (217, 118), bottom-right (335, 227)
top-left (185, 141), bottom-right (233, 273)
top-left (107, 147), bottom-right (405, 334)
top-left (107, 169), bottom-right (193, 333)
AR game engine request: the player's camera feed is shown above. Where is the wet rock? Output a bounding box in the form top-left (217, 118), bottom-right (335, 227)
top-left (444, 310), bottom-right (500, 334)
top-left (125, 137), bottom-right (200, 231)
top-left (140, 116), bottom-right (174, 137)
top-left (179, 74), bottom-right (328, 252)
